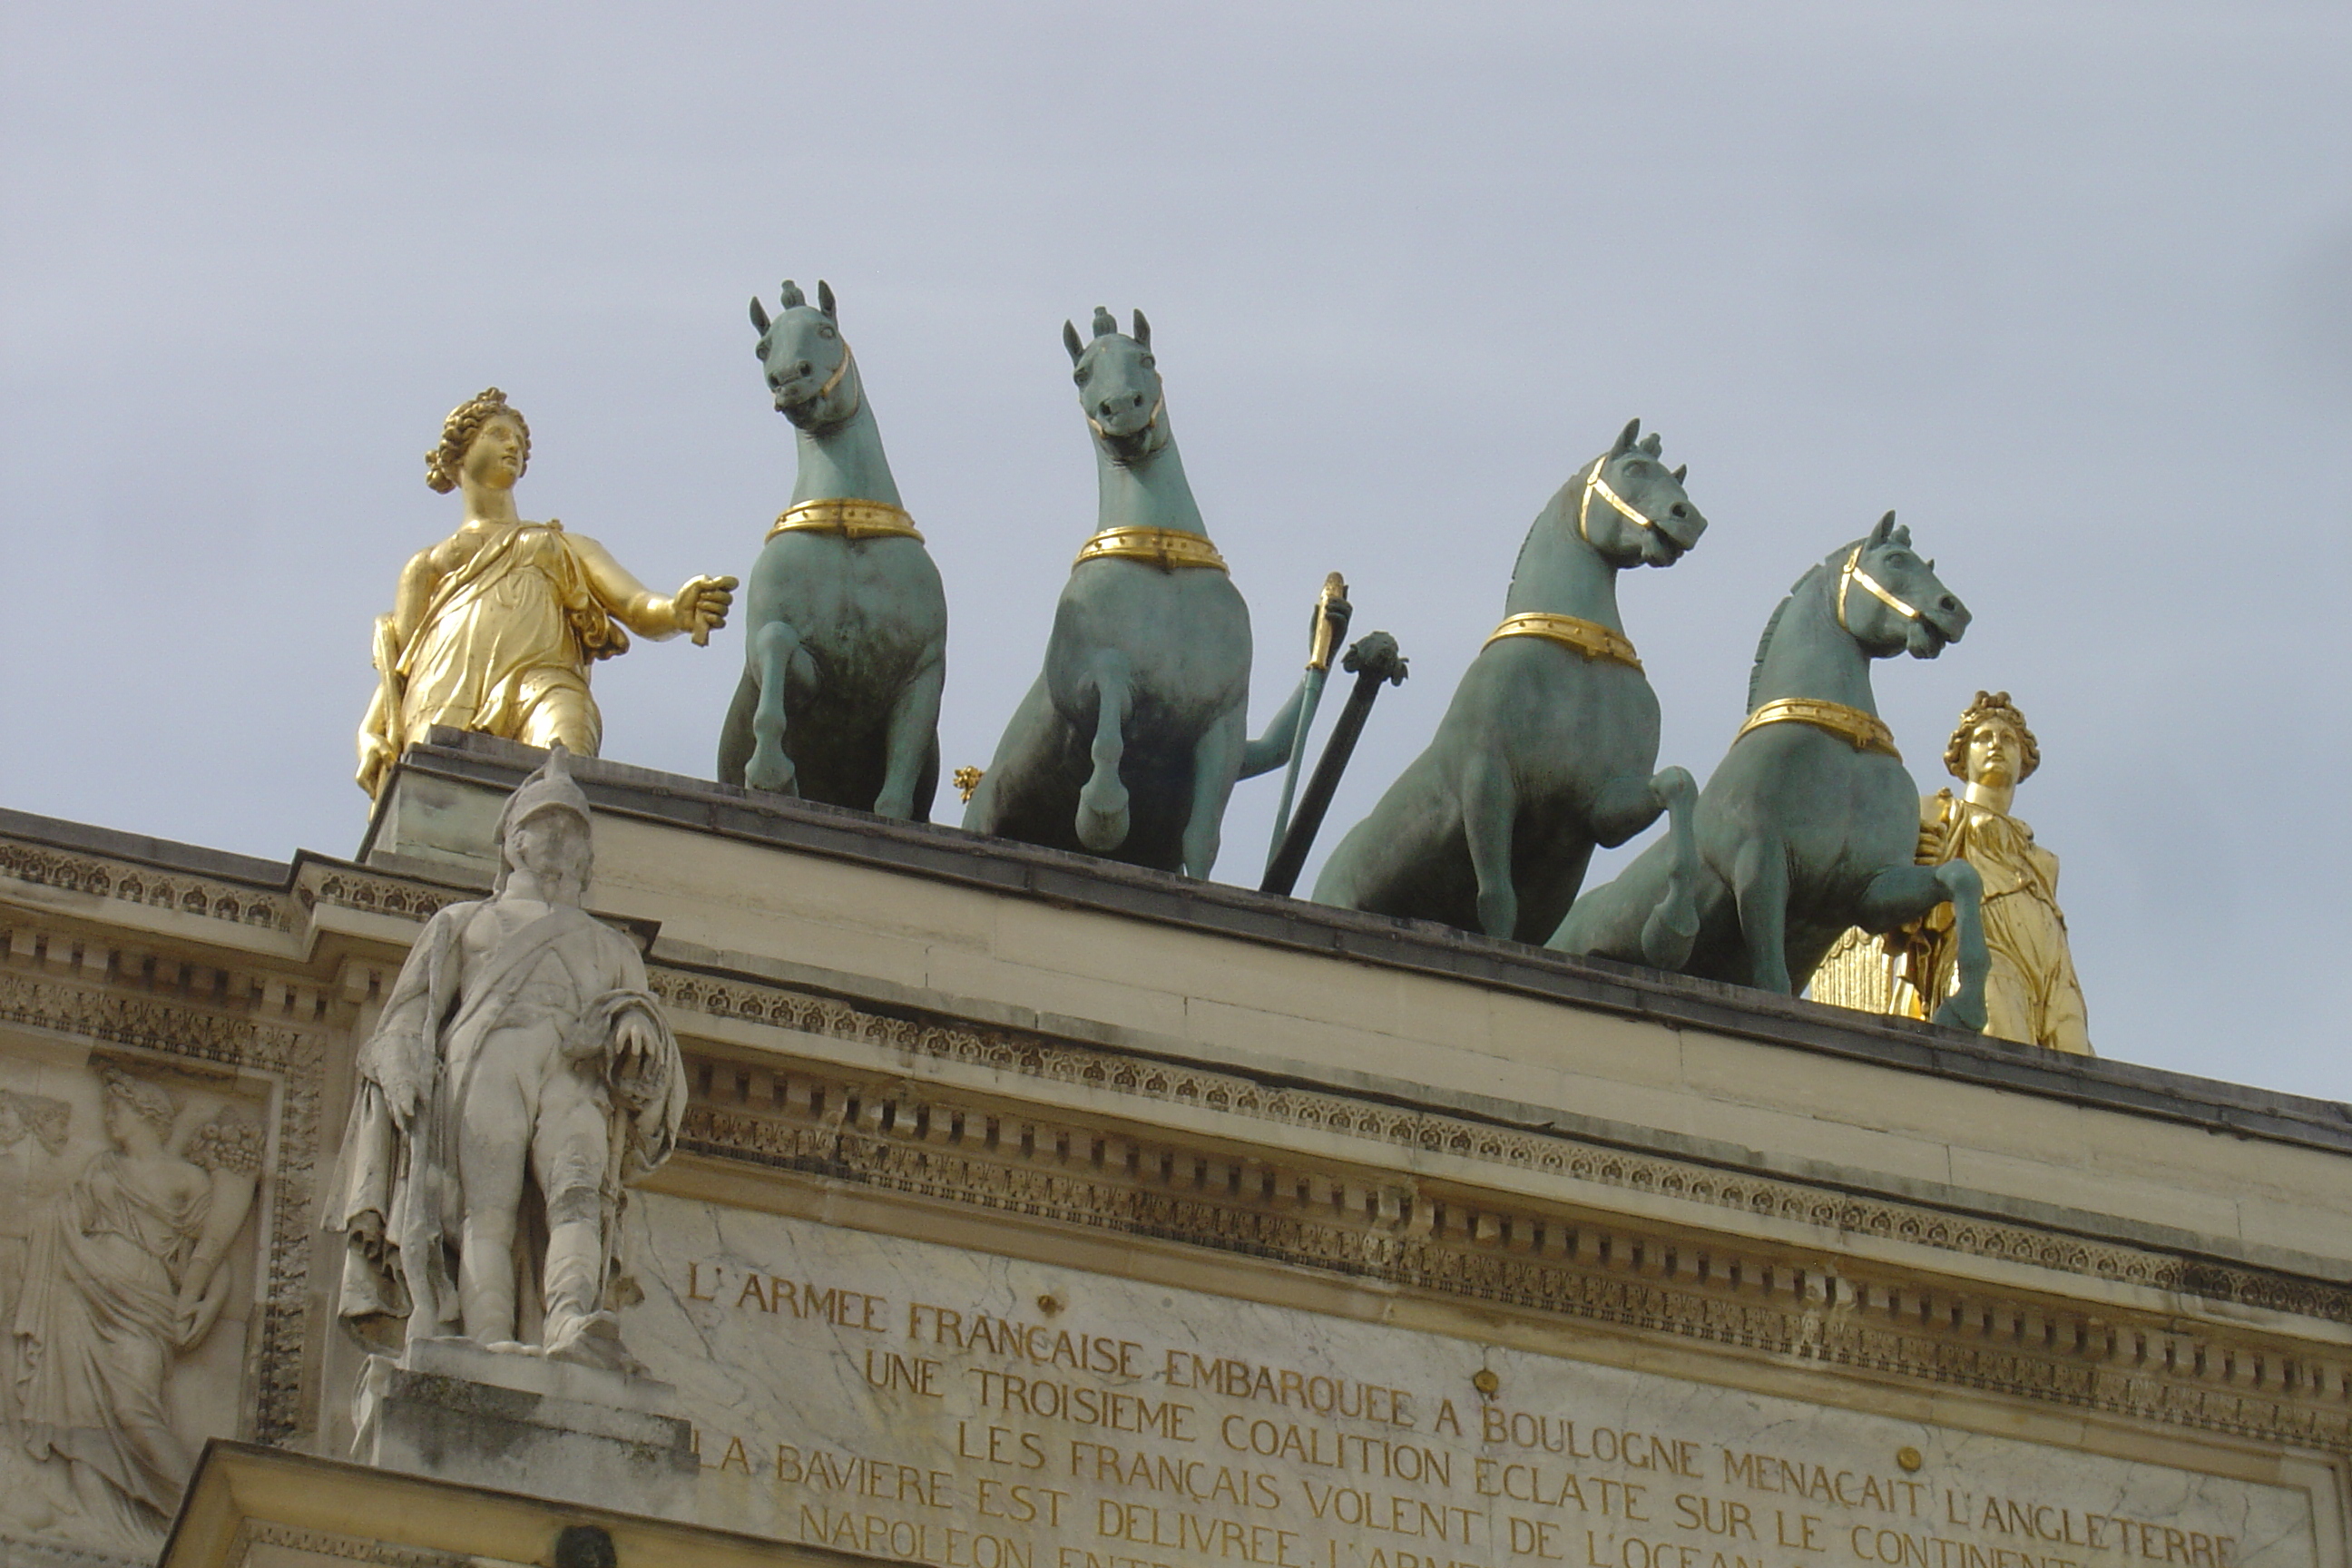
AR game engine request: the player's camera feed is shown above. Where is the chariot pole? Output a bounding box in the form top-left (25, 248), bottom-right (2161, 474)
top-left (1265, 573), bottom-right (1353, 876)
top-left (1260, 631), bottom-right (1408, 897)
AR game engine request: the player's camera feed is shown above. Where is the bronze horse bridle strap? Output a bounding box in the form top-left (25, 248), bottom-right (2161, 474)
top-left (1484, 612), bottom-right (1642, 671)
top-left (1577, 456), bottom-right (1663, 544)
top-left (1073, 525), bottom-right (1227, 573)
top-left (768, 497), bottom-right (923, 544)
top-left (1835, 544), bottom-right (1924, 632)
top-left (1736, 697), bottom-right (1901, 760)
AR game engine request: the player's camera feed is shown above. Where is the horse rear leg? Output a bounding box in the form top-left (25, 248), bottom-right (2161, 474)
top-left (1075, 652), bottom-right (1132, 853)
top-left (1730, 837), bottom-right (1793, 994)
top-left (1591, 766), bottom-right (1700, 970)
top-left (744, 620), bottom-right (808, 795)
top-left (1460, 754), bottom-right (1519, 939)
top-left (716, 670), bottom-right (760, 787)
top-left (872, 655), bottom-right (945, 821)
top-left (1856, 860), bottom-right (1989, 1033)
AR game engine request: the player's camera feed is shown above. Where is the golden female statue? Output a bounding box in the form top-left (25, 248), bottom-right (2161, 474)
top-left (356, 389), bottom-right (737, 796)
top-left (1813, 691), bottom-right (2092, 1054)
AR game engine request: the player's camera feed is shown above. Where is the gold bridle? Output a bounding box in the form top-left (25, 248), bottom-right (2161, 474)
top-left (1835, 544), bottom-right (1924, 632)
top-left (1577, 456), bottom-right (1664, 544)
top-left (1483, 612), bottom-right (1642, 671)
top-left (1085, 391), bottom-right (1167, 445)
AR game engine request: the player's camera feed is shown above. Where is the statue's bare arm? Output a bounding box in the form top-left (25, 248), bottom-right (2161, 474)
top-left (568, 534), bottom-right (737, 643)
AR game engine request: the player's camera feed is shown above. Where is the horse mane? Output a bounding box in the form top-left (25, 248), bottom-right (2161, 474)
top-left (1747, 554), bottom-right (1837, 711)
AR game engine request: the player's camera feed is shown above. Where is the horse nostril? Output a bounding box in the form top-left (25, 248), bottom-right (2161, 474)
top-left (1671, 504), bottom-right (1688, 518)
top-left (1938, 596), bottom-right (1957, 612)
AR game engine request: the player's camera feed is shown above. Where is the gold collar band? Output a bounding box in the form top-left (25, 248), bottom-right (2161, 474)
top-left (1484, 612), bottom-right (1642, 670)
top-left (1737, 697), bottom-right (1901, 760)
top-left (1073, 525), bottom-right (1228, 573)
top-left (767, 498), bottom-right (924, 544)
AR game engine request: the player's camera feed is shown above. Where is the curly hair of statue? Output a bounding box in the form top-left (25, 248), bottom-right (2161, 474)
top-left (425, 386), bottom-right (532, 493)
top-left (1945, 690), bottom-right (2039, 780)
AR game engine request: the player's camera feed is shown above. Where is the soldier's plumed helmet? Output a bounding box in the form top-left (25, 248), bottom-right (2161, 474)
top-left (1945, 691), bottom-right (2040, 782)
top-left (494, 745), bottom-right (593, 893)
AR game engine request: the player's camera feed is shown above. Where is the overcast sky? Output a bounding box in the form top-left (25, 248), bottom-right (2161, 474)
top-left (4, 4), bottom-right (2347, 1099)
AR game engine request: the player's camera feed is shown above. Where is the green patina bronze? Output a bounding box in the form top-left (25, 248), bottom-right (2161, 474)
top-left (1315, 421), bottom-right (1708, 957)
top-left (963, 309), bottom-right (1310, 877)
top-left (1549, 513), bottom-right (1991, 1033)
top-left (717, 279), bottom-right (948, 820)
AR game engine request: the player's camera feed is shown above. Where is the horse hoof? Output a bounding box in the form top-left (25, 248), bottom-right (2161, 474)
top-left (1076, 803), bottom-right (1130, 853)
top-left (745, 750), bottom-right (798, 796)
top-left (1640, 905), bottom-right (1698, 972)
top-left (1932, 996), bottom-right (1989, 1034)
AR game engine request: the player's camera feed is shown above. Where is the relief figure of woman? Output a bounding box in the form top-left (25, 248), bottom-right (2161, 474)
top-left (10, 1070), bottom-right (255, 1547)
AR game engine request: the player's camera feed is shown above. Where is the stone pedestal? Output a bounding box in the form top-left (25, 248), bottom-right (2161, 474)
top-left (351, 1339), bottom-right (699, 1523)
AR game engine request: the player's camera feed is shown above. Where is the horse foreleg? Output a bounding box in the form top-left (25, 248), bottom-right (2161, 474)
top-left (872, 654), bottom-right (946, 820)
top-left (1853, 860), bottom-right (1989, 1033)
top-left (1075, 652), bottom-right (1132, 853)
top-left (1592, 767), bottom-right (1700, 970)
top-left (1730, 837), bottom-right (1793, 993)
top-left (1460, 754), bottom-right (1519, 940)
top-left (1181, 708), bottom-right (1248, 878)
top-left (743, 621), bottom-right (807, 795)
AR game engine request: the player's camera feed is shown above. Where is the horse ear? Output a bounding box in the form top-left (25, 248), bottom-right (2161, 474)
top-left (1612, 418), bottom-right (1642, 455)
top-left (1870, 510), bottom-right (1897, 544)
top-left (818, 279), bottom-right (837, 318)
top-left (749, 298), bottom-right (771, 336)
top-left (779, 280), bottom-right (805, 309)
top-left (1640, 433), bottom-right (1661, 456)
top-left (1132, 309), bottom-right (1152, 349)
top-left (1063, 320), bottom-right (1086, 364)
top-left (1671, 464), bottom-right (1688, 483)
top-left (1091, 306), bottom-right (1118, 338)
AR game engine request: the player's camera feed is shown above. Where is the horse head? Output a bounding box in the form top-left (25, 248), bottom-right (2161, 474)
top-left (1578, 419), bottom-right (1707, 568)
top-left (1830, 512), bottom-right (1970, 659)
top-left (750, 279), bottom-right (859, 430)
top-left (1063, 307), bottom-right (1168, 464)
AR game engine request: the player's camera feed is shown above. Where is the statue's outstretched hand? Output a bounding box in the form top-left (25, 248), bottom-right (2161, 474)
top-left (674, 575), bottom-right (739, 646)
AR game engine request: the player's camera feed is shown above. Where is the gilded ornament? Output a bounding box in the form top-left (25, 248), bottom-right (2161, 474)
top-left (1483, 611), bottom-right (1643, 671)
top-left (355, 388), bottom-right (738, 797)
top-left (1736, 696), bottom-right (1901, 759)
top-left (1072, 524), bottom-right (1230, 573)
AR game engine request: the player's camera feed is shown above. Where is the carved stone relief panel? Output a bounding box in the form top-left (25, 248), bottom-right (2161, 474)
top-left (0, 1036), bottom-right (273, 1557)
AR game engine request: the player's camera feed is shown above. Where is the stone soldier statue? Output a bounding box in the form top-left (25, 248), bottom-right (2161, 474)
top-left (331, 746), bottom-right (685, 1367)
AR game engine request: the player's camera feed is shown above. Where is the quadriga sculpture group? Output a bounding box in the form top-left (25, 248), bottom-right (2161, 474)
top-left (359, 276), bottom-right (1998, 1034)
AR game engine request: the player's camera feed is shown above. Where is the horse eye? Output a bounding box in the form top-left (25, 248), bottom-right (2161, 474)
top-left (819, 326), bottom-right (837, 339)
top-left (1142, 355), bottom-right (1155, 368)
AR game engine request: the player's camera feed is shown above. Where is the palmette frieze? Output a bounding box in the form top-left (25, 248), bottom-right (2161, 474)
top-left (0, 841), bottom-right (294, 933)
top-left (648, 968), bottom-right (2352, 1331)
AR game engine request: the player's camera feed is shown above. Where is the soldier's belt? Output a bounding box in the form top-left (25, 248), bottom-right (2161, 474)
top-left (1483, 612), bottom-right (1642, 671)
top-left (1736, 697), bottom-right (1901, 760)
top-left (768, 498), bottom-right (925, 544)
top-left (1073, 525), bottom-right (1229, 573)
